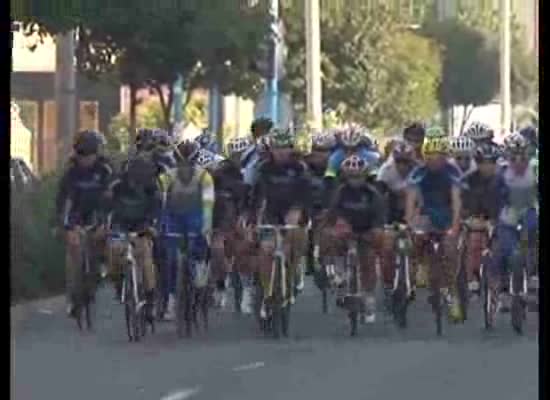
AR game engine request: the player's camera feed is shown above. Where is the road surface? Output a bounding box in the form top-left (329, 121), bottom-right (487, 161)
top-left (12, 280), bottom-right (538, 400)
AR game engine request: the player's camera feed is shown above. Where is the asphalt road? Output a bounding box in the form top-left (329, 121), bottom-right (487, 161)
top-left (12, 279), bottom-right (538, 400)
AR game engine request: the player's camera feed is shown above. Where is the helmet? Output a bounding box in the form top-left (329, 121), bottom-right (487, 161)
top-left (449, 136), bottom-right (475, 155)
top-left (425, 126), bottom-right (446, 139)
top-left (391, 140), bottom-right (415, 162)
top-left (340, 126), bottom-right (362, 148)
top-left (474, 143), bottom-right (500, 162)
top-left (464, 122), bottom-right (493, 141)
top-left (126, 156), bottom-right (157, 185)
top-left (359, 129), bottom-right (374, 148)
top-left (195, 150), bottom-right (215, 168)
top-left (312, 133), bottom-right (336, 151)
top-left (251, 117), bottom-right (274, 138)
top-left (227, 137), bottom-right (251, 156)
top-left (136, 128), bottom-right (155, 152)
top-left (270, 128), bottom-right (294, 149)
top-left (176, 139), bottom-right (199, 161)
top-left (422, 137), bottom-right (450, 156)
top-left (152, 128), bottom-right (172, 151)
top-left (519, 126), bottom-right (537, 147)
top-left (73, 130), bottom-right (106, 155)
top-left (503, 132), bottom-right (528, 155)
top-left (403, 121), bottom-right (426, 141)
top-left (341, 155), bottom-right (368, 176)
top-left (194, 129), bottom-right (215, 149)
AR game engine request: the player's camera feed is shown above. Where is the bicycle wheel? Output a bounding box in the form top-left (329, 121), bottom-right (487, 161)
top-left (480, 265), bottom-right (494, 331)
top-left (456, 247), bottom-right (469, 323)
top-left (393, 258), bottom-right (408, 329)
top-left (231, 271), bottom-right (243, 314)
top-left (175, 254), bottom-right (187, 338)
top-left (511, 270), bottom-right (526, 335)
top-left (124, 276), bottom-right (136, 341)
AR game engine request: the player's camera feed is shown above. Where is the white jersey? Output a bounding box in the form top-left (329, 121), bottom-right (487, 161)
top-left (499, 164), bottom-right (538, 225)
top-left (376, 159), bottom-right (411, 192)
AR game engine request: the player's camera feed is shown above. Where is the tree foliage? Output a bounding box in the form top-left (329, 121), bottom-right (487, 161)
top-left (422, 19), bottom-right (499, 131)
top-left (283, 4), bottom-right (441, 132)
top-left (15, 1), bottom-right (267, 127)
top-left (457, 8), bottom-right (538, 107)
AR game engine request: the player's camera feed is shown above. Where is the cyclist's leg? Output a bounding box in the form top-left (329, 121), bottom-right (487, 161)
top-left (359, 232), bottom-right (379, 322)
top-left (134, 235), bottom-right (155, 294)
top-left (64, 229), bottom-right (81, 312)
top-left (465, 230), bottom-right (485, 286)
top-left (106, 237), bottom-right (125, 299)
top-left (379, 229), bottom-right (397, 290)
top-left (488, 224), bottom-right (518, 311)
top-left (186, 210), bottom-right (210, 284)
top-left (284, 207), bottom-right (307, 293)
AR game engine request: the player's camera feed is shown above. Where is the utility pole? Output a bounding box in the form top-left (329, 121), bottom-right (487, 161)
top-left (499, 0), bottom-right (512, 139)
top-left (55, 30), bottom-right (77, 167)
top-left (305, 0), bottom-right (323, 131)
top-left (268, 0), bottom-right (280, 125)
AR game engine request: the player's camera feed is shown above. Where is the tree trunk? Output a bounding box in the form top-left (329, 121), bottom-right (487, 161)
top-left (129, 82), bottom-right (137, 143)
top-left (154, 83), bottom-right (174, 130)
top-left (459, 105), bottom-right (474, 136)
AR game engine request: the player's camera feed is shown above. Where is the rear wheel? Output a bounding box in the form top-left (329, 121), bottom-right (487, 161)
top-left (349, 311), bottom-right (359, 337)
top-left (457, 246), bottom-right (469, 322)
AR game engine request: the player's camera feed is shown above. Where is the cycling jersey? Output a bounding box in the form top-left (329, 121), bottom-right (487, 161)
top-left (498, 164), bottom-right (538, 226)
top-left (211, 160), bottom-right (248, 229)
top-left (324, 146), bottom-right (381, 178)
top-left (107, 175), bottom-right (159, 231)
top-left (408, 162), bottom-right (462, 231)
top-left (152, 151), bottom-right (177, 174)
top-left (254, 159), bottom-right (311, 224)
top-left (304, 152), bottom-right (330, 210)
top-left (240, 144), bottom-right (262, 186)
top-left (376, 158), bottom-right (416, 223)
top-left (328, 182), bottom-right (386, 233)
top-left (462, 170), bottom-right (508, 221)
top-left (56, 156), bottom-right (113, 225)
top-left (162, 167), bottom-right (215, 235)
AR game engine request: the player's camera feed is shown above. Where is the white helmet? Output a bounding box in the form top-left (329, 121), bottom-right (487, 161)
top-left (449, 136), bottom-right (475, 155)
top-left (464, 122), bottom-right (493, 141)
top-left (312, 133), bottom-right (336, 150)
top-left (227, 137), bottom-right (251, 156)
top-left (341, 125), bottom-right (362, 148)
top-left (195, 149), bottom-right (215, 167)
top-left (503, 132), bottom-right (528, 154)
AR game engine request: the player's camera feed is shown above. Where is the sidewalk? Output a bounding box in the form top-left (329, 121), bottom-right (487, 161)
top-left (11, 294), bottom-right (65, 332)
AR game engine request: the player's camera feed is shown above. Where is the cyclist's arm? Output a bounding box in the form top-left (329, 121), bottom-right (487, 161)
top-left (451, 185), bottom-right (462, 232)
top-left (200, 170), bottom-right (215, 235)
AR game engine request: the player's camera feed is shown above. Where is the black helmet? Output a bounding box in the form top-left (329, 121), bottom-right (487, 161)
top-left (136, 128), bottom-right (155, 152)
top-left (403, 121), bottom-right (426, 142)
top-left (73, 130), bottom-right (105, 155)
top-left (175, 139), bottom-right (199, 162)
top-left (251, 117), bottom-right (273, 138)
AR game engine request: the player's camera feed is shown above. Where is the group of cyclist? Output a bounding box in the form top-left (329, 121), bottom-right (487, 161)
top-left (54, 115), bottom-right (538, 332)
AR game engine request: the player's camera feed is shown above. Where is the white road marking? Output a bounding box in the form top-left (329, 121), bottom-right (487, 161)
top-left (37, 309), bottom-right (53, 315)
top-left (160, 387), bottom-right (201, 400)
top-left (232, 361), bottom-right (265, 371)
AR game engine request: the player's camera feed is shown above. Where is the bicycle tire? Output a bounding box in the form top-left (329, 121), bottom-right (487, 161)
top-left (511, 268), bottom-right (526, 334)
top-left (349, 311), bottom-right (359, 337)
top-left (457, 248), bottom-right (469, 323)
top-left (175, 257), bottom-right (186, 338)
top-left (481, 266), bottom-right (493, 330)
top-left (271, 257), bottom-right (284, 339)
top-left (392, 255), bottom-right (409, 329)
top-left (322, 288), bottom-right (329, 314)
top-left (232, 272), bottom-right (243, 314)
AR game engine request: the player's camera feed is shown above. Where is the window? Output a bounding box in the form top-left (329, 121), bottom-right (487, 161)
top-left (79, 101), bottom-right (99, 131)
top-left (42, 101), bottom-right (59, 173)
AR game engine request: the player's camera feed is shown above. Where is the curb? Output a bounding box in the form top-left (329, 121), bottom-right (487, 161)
top-left (11, 294), bottom-right (65, 331)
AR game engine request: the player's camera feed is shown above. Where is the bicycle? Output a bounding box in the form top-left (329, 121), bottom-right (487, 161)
top-left (385, 223), bottom-right (414, 329)
top-left (456, 217), bottom-right (491, 323)
top-left (171, 231), bottom-right (211, 338)
top-left (72, 221), bottom-right (100, 332)
top-left (413, 228), bottom-right (448, 336)
top-left (109, 230), bottom-right (155, 342)
top-left (510, 222), bottom-right (530, 335)
top-left (477, 222), bottom-right (497, 331)
top-left (255, 224), bottom-right (300, 339)
top-left (339, 235), bottom-right (363, 337)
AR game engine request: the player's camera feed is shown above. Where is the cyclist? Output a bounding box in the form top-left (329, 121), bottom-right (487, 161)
top-left (55, 130), bottom-right (113, 316)
top-left (323, 155), bottom-right (387, 323)
top-left (490, 133), bottom-right (538, 312)
top-left (209, 137), bottom-right (252, 311)
top-left (376, 141), bottom-right (419, 302)
top-left (463, 122), bottom-right (497, 147)
top-left (252, 128), bottom-right (311, 303)
top-left (151, 128), bottom-right (177, 174)
top-left (105, 157), bottom-right (159, 320)
top-left (518, 125), bottom-right (538, 158)
top-left (157, 142), bottom-right (216, 321)
top-left (324, 125), bottom-right (380, 180)
top-left (449, 136), bottom-right (477, 177)
top-left (461, 143), bottom-right (507, 295)
top-left (402, 121), bottom-right (426, 163)
top-left (241, 117), bottom-right (274, 187)
top-left (405, 134), bottom-right (464, 322)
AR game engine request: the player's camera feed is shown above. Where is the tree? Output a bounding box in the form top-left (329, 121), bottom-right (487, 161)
top-left (457, 8), bottom-right (538, 108)
top-left (15, 1), bottom-right (267, 132)
top-left (282, 4), bottom-right (441, 132)
top-left (422, 19), bottom-right (499, 133)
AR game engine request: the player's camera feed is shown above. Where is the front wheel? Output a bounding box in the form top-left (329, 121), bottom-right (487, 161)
top-left (456, 247), bottom-right (469, 323)
top-left (349, 311), bottom-right (359, 337)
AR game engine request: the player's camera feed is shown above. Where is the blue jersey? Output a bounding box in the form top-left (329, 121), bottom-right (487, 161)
top-left (324, 146), bottom-right (381, 178)
top-left (409, 162), bottom-right (462, 231)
